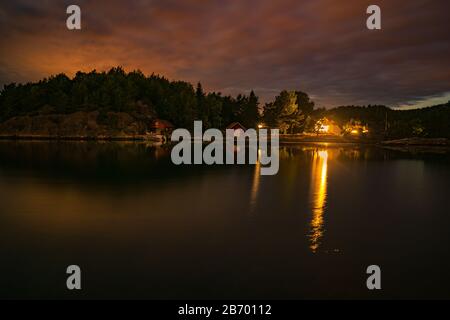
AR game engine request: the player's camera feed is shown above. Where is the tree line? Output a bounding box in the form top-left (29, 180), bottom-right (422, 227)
top-left (0, 67), bottom-right (448, 138)
top-left (0, 67), bottom-right (260, 130)
top-left (313, 103), bottom-right (450, 139)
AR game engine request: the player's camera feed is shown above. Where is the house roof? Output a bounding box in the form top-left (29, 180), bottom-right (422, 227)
top-left (151, 119), bottom-right (174, 129)
top-left (226, 122), bottom-right (246, 130)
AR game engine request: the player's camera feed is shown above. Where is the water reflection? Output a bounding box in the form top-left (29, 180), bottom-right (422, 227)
top-left (1, 142), bottom-right (449, 299)
top-left (249, 149), bottom-right (261, 213)
top-left (308, 149), bottom-right (328, 253)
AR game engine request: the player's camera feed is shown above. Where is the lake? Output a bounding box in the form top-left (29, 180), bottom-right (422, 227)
top-left (0, 141), bottom-right (449, 299)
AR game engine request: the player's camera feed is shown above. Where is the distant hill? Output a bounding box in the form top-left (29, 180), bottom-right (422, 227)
top-left (0, 67), bottom-right (260, 136)
top-left (1, 67), bottom-right (449, 139)
top-left (320, 102), bottom-right (450, 139)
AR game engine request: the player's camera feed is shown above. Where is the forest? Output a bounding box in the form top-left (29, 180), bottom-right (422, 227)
top-left (0, 67), bottom-right (449, 138)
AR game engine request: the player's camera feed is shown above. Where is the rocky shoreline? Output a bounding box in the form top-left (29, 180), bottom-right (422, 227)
top-left (0, 134), bottom-right (153, 141)
top-left (380, 137), bottom-right (450, 146)
top-left (1, 134), bottom-right (448, 148)
top-left (0, 110), bottom-right (160, 141)
top-left (0, 113), bottom-right (448, 146)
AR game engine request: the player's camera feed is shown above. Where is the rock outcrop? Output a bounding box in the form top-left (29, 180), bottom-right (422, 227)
top-left (0, 111), bottom-right (153, 139)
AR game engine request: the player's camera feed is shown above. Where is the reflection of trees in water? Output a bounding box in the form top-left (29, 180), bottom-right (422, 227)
top-left (0, 140), bottom-right (166, 165)
top-left (0, 141), bottom-right (175, 185)
top-left (0, 141), bottom-right (255, 190)
top-left (1, 141), bottom-right (446, 195)
top-left (279, 144), bottom-right (440, 162)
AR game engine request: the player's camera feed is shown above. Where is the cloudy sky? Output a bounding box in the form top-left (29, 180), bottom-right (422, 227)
top-left (0, 0), bottom-right (449, 108)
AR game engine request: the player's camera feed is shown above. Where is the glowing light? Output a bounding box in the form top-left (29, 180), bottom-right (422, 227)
top-left (351, 129), bottom-right (359, 135)
top-left (318, 150), bottom-right (328, 160)
top-left (308, 149), bottom-right (328, 253)
top-left (249, 149), bottom-right (262, 213)
top-left (319, 125), bottom-right (329, 133)
top-left (258, 124), bottom-right (263, 129)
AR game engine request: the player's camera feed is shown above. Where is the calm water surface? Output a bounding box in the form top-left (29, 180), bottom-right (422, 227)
top-left (0, 141), bottom-right (449, 299)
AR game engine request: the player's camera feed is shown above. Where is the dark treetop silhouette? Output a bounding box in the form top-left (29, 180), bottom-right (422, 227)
top-left (0, 68), bottom-right (449, 139)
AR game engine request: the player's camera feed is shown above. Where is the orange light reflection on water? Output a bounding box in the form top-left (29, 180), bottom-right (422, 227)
top-left (309, 149), bottom-right (328, 253)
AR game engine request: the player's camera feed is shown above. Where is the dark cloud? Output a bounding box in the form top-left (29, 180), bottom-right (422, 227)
top-left (0, 0), bottom-right (449, 107)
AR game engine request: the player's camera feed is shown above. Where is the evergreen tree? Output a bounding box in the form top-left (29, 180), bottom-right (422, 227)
top-left (240, 90), bottom-right (259, 129)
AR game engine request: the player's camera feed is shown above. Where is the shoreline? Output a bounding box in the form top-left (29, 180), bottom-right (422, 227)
top-left (0, 134), bottom-right (155, 141)
top-left (0, 135), bottom-right (448, 147)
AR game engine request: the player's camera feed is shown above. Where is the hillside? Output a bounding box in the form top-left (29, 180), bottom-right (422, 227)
top-left (1, 67), bottom-right (449, 140)
top-left (0, 111), bottom-right (151, 139)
